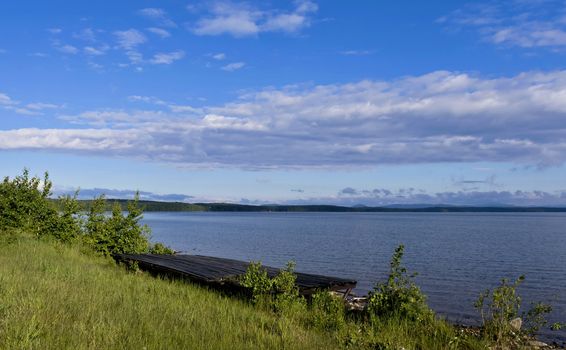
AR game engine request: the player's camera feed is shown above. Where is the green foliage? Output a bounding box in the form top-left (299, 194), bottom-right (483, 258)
top-left (150, 242), bottom-right (175, 255)
top-left (309, 291), bottom-right (346, 332)
top-left (0, 169), bottom-right (81, 242)
top-left (85, 194), bottom-right (151, 256)
top-left (523, 301), bottom-right (553, 336)
top-left (474, 276), bottom-right (524, 344)
top-left (48, 192), bottom-right (82, 243)
top-left (0, 169), bottom-right (173, 256)
top-left (474, 275), bottom-right (558, 347)
top-left (239, 261), bottom-right (273, 306)
top-left (240, 261), bottom-right (305, 314)
top-left (367, 245), bottom-right (431, 322)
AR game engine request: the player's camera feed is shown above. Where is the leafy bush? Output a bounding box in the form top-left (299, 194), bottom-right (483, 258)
top-left (48, 192), bottom-right (83, 243)
top-left (309, 291), bottom-right (346, 332)
top-left (1, 169), bottom-right (173, 256)
top-left (475, 275), bottom-right (558, 346)
top-left (239, 261), bottom-right (273, 306)
top-left (0, 169), bottom-right (81, 242)
top-left (240, 261), bottom-right (305, 314)
top-left (367, 245), bottom-right (431, 322)
top-left (85, 194), bottom-right (152, 256)
top-left (150, 242), bottom-right (175, 255)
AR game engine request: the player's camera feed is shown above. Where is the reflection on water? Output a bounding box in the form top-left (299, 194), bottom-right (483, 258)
top-left (142, 212), bottom-right (566, 343)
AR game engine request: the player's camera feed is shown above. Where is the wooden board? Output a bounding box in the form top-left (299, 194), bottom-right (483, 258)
top-left (116, 254), bottom-right (357, 294)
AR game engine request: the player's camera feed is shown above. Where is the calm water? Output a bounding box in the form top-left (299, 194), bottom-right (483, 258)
top-left (142, 212), bottom-right (566, 343)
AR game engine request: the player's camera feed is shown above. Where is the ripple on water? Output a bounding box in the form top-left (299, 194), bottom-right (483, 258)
top-left (143, 212), bottom-right (566, 343)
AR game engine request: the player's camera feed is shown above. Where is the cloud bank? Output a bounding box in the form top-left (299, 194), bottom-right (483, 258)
top-left (56, 187), bottom-right (194, 202)
top-left (2, 70), bottom-right (566, 168)
top-left (324, 187), bottom-right (566, 207)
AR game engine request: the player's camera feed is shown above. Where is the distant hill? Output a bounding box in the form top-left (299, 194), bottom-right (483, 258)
top-left (70, 199), bottom-right (566, 213)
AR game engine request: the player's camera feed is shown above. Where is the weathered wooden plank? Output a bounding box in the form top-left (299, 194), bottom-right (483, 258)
top-left (116, 254), bottom-right (357, 293)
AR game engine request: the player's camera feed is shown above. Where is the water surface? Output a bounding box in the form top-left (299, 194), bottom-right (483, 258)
top-left (142, 212), bottom-right (566, 343)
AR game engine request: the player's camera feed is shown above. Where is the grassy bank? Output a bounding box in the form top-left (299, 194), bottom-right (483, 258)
top-left (2, 171), bottom-right (560, 349)
top-left (0, 234), bottom-right (337, 350)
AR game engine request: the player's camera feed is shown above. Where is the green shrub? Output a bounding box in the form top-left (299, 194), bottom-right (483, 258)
top-left (150, 242), bottom-right (175, 255)
top-left (271, 262), bottom-right (306, 315)
top-left (239, 261), bottom-right (273, 306)
top-left (367, 245), bottom-right (431, 322)
top-left (240, 261), bottom-right (305, 314)
top-left (48, 192), bottom-right (82, 243)
top-left (0, 169), bottom-right (80, 242)
top-left (0, 169), bottom-right (56, 236)
top-left (309, 291), bottom-right (346, 332)
top-left (0, 169), bottom-right (173, 257)
top-left (85, 194), bottom-right (152, 256)
top-left (475, 275), bottom-right (559, 347)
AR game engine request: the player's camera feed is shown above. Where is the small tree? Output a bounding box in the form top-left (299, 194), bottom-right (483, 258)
top-left (475, 275), bottom-right (557, 347)
top-left (367, 245), bottom-right (431, 321)
top-left (0, 169), bottom-right (57, 236)
top-left (240, 261), bottom-right (305, 314)
top-left (48, 191), bottom-right (82, 243)
top-left (0, 169), bottom-right (81, 241)
top-left (85, 194), bottom-right (151, 256)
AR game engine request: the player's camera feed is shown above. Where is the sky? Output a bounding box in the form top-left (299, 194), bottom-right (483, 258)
top-left (2, 0), bottom-right (566, 206)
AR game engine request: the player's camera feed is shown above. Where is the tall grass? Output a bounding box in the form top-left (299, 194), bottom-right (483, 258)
top-left (0, 234), bottom-right (337, 350)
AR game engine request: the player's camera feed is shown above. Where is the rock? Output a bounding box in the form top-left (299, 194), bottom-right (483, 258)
top-left (509, 317), bottom-right (522, 331)
top-left (527, 340), bottom-right (548, 348)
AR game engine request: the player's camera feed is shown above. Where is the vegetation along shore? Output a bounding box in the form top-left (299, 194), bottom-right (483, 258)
top-left (1, 170), bottom-right (564, 349)
top-left (71, 199), bottom-right (566, 213)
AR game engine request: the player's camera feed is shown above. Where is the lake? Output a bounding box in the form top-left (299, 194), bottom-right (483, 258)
top-left (142, 212), bottom-right (566, 343)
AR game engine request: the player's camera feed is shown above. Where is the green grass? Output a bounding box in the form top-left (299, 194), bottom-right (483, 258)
top-left (0, 233), bottom-right (492, 350)
top-left (0, 234), bottom-right (337, 350)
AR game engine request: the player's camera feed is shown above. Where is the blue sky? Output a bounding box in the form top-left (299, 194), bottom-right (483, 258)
top-left (2, 0), bottom-right (566, 206)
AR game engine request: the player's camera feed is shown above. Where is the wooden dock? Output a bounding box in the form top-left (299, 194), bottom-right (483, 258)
top-left (116, 254), bottom-right (357, 295)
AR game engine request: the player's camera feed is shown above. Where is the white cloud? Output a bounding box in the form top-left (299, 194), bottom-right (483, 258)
top-left (127, 95), bottom-right (167, 105)
top-left (285, 187), bottom-right (566, 207)
top-left (138, 8), bottom-right (177, 28)
top-left (0, 128), bottom-right (142, 151)
top-left (340, 50), bottom-right (375, 56)
top-left (114, 29), bottom-right (147, 49)
top-left (212, 52), bottom-right (226, 60)
top-left (169, 105), bottom-right (202, 114)
top-left (0, 93), bottom-right (15, 106)
top-left (221, 62), bottom-right (245, 71)
top-left (128, 95), bottom-right (202, 114)
top-left (193, 2), bottom-right (260, 37)
top-left (191, 1), bottom-right (318, 37)
top-left (88, 62), bottom-right (104, 71)
top-left (47, 28), bottom-right (62, 34)
top-left (29, 52), bottom-right (48, 58)
top-left (73, 28), bottom-right (96, 42)
top-left (4, 70), bottom-right (566, 168)
top-left (202, 113), bottom-right (267, 131)
top-left (84, 45), bottom-right (108, 56)
top-left (0, 92), bottom-right (61, 116)
top-left (57, 44), bottom-right (79, 55)
top-left (149, 50), bottom-right (185, 64)
top-left (125, 50), bottom-right (143, 64)
top-left (261, 13), bottom-right (309, 33)
top-left (440, 2), bottom-right (566, 49)
top-left (25, 103), bottom-right (61, 111)
top-left (147, 27), bottom-right (171, 38)
top-left (55, 187), bottom-right (194, 202)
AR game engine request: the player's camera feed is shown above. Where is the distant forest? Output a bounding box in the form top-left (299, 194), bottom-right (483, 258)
top-left (70, 200), bottom-right (566, 213)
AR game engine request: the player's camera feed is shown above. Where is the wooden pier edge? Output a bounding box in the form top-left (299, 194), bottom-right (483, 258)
top-left (115, 253), bottom-right (357, 295)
